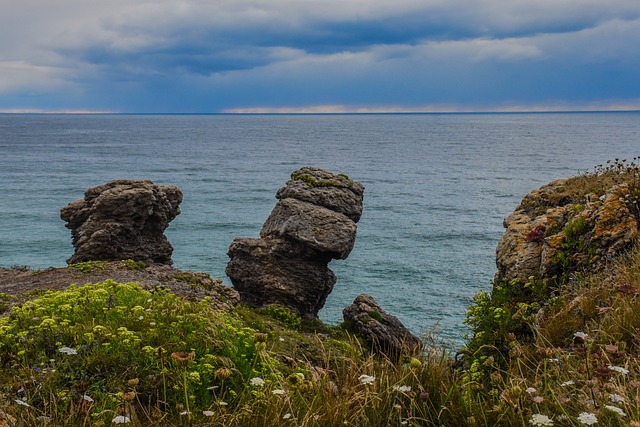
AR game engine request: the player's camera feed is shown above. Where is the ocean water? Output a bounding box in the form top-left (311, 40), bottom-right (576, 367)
top-left (1, 112), bottom-right (639, 343)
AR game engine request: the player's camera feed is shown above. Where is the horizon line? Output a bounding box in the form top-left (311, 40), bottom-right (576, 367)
top-left (2, 104), bottom-right (640, 115)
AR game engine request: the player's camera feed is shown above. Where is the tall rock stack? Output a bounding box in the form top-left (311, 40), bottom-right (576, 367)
top-left (226, 167), bottom-right (364, 317)
top-left (61, 180), bottom-right (183, 265)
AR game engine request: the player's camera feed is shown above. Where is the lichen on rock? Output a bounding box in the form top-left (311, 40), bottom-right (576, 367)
top-left (495, 173), bottom-right (639, 289)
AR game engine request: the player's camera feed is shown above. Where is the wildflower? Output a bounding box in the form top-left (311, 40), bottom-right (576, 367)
top-left (272, 389), bottom-right (286, 395)
top-left (608, 393), bottom-right (625, 403)
top-left (250, 377), bottom-right (266, 387)
top-left (283, 413), bottom-right (292, 419)
top-left (608, 365), bottom-right (629, 375)
top-left (532, 396), bottom-right (544, 403)
top-left (111, 415), bottom-right (131, 424)
top-left (526, 387), bottom-right (537, 394)
top-left (393, 385), bottom-right (412, 392)
top-left (122, 391), bottom-right (136, 402)
top-left (561, 380), bottom-right (575, 387)
top-left (577, 412), bottom-right (598, 425)
top-left (15, 399), bottom-right (30, 407)
top-left (604, 405), bottom-right (626, 417)
top-left (574, 331), bottom-right (588, 344)
top-left (171, 351), bottom-right (195, 364)
top-left (127, 378), bottom-right (139, 387)
top-left (530, 413), bottom-right (554, 426)
top-left (218, 401), bottom-right (228, 406)
top-left (215, 367), bottom-right (231, 380)
top-left (179, 411), bottom-right (191, 415)
top-left (359, 374), bottom-right (375, 385)
top-left (254, 332), bottom-right (268, 342)
top-left (58, 346), bottom-right (78, 355)
top-left (410, 357), bottom-right (422, 369)
top-left (203, 410), bottom-right (215, 417)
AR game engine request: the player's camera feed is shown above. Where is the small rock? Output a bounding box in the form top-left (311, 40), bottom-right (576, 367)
top-left (343, 294), bottom-right (421, 359)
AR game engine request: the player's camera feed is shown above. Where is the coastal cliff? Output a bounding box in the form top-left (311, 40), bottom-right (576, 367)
top-left (2, 161), bottom-right (640, 426)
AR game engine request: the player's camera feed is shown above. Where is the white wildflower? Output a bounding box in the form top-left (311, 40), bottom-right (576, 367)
top-left (359, 374), bottom-right (375, 385)
top-left (577, 412), bottom-right (598, 425)
top-left (530, 413), bottom-right (554, 427)
top-left (272, 389), bottom-right (286, 395)
top-left (179, 411), bottom-right (191, 415)
top-left (608, 393), bottom-right (625, 403)
top-left (283, 413), bottom-right (292, 419)
top-left (604, 405), bottom-right (626, 417)
top-left (279, 337), bottom-right (285, 342)
top-left (58, 346), bottom-right (78, 355)
top-left (526, 387), bottom-right (537, 394)
top-left (561, 380), bottom-right (574, 387)
top-left (250, 377), bottom-right (266, 387)
top-left (111, 415), bottom-right (131, 424)
top-left (573, 331), bottom-right (588, 340)
top-left (218, 401), bottom-right (228, 406)
top-left (15, 399), bottom-right (30, 407)
top-left (393, 385), bottom-right (412, 392)
top-left (608, 365), bottom-right (629, 375)
top-left (202, 410), bottom-right (215, 416)
top-left (532, 396), bottom-right (544, 403)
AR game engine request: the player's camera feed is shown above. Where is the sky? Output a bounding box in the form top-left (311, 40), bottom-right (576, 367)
top-left (1, 0), bottom-right (640, 113)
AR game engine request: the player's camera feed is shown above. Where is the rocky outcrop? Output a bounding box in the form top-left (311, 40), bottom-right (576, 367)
top-left (495, 179), bottom-right (638, 287)
top-left (343, 294), bottom-right (421, 359)
top-left (61, 180), bottom-right (183, 265)
top-left (226, 167), bottom-right (364, 317)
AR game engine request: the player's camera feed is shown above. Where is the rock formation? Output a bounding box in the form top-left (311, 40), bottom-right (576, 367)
top-left (226, 167), bottom-right (364, 317)
top-left (343, 294), bottom-right (422, 359)
top-left (61, 180), bottom-right (183, 265)
top-left (495, 179), bottom-right (638, 287)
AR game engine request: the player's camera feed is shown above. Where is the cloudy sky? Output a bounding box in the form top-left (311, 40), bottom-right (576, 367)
top-left (1, 0), bottom-right (639, 113)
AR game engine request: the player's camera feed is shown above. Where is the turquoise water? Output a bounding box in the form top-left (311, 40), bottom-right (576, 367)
top-left (1, 112), bottom-right (639, 342)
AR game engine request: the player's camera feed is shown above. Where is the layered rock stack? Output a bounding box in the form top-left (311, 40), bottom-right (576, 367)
top-left (61, 180), bottom-right (183, 265)
top-left (226, 167), bottom-right (364, 317)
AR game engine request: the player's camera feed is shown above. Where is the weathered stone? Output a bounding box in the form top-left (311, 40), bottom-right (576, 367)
top-left (261, 198), bottom-right (356, 259)
top-left (495, 180), bottom-right (638, 286)
top-left (226, 237), bottom-right (336, 317)
top-left (226, 167), bottom-right (363, 317)
top-left (343, 294), bottom-right (421, 359)
top-left (276, 167), bottom-right (365, 222)
top-left (61, 180), bottom-right (182, 265)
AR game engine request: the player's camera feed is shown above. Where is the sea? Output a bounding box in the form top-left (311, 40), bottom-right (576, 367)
top-left (1, 112), bottom-right (639, 344)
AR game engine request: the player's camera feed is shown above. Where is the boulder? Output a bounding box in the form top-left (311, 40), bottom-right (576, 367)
top-left (226, 237), bottom-right (336, 317)
top-left (343, 294), bottom-right (422, 359)
top-left (226, 167), bottom-right (363, 317)
top-left (61, 180), bottom-right (182, 265)
top-left (495, 180), bottom-right (638, 287)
